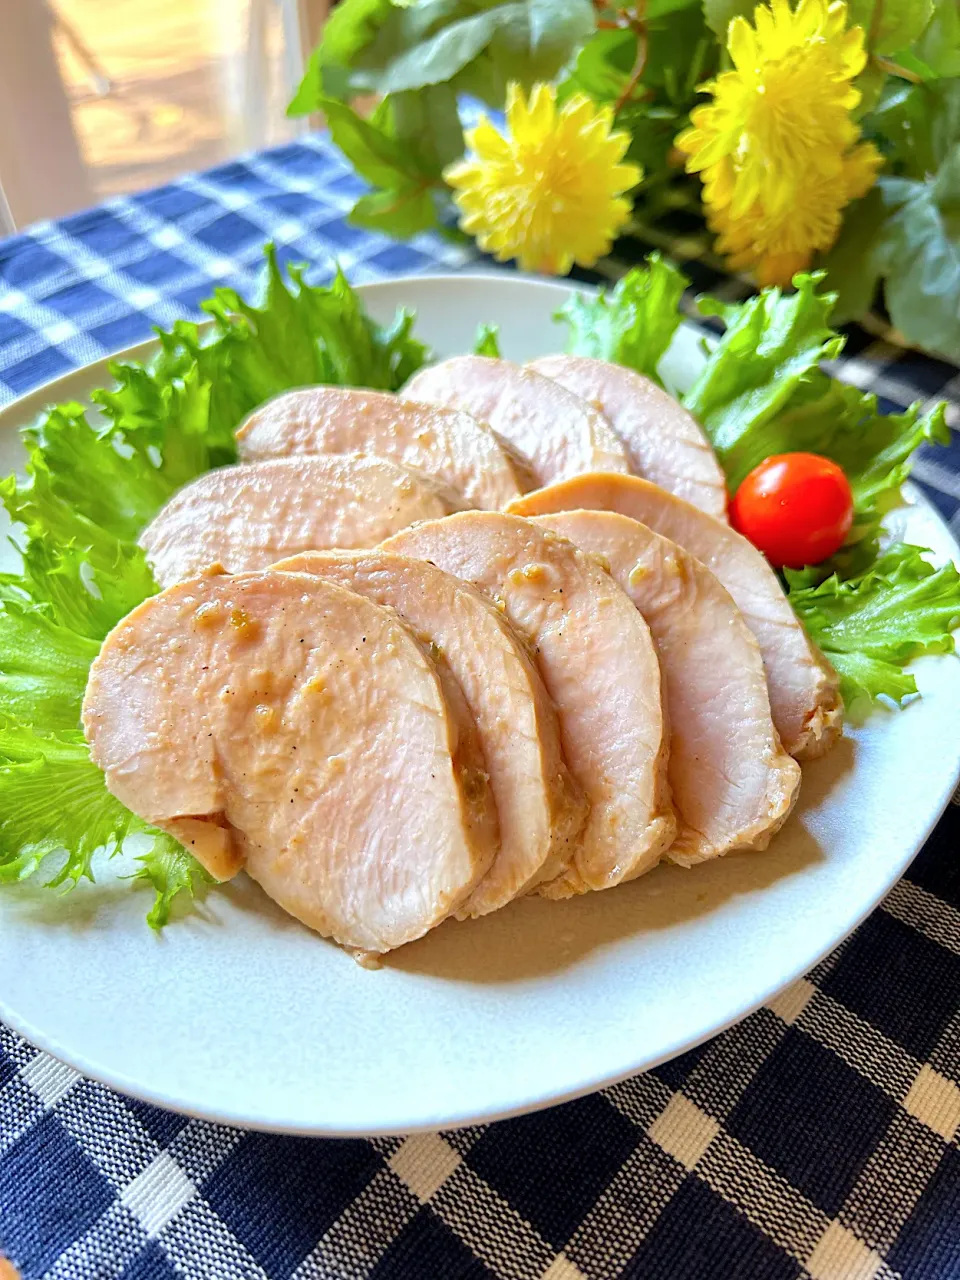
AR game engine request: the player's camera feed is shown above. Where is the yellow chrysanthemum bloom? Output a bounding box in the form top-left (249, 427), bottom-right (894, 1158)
top-left (444, 83), bottom-right (642, 276)
top-left (676, 0), bottom-right (882, 286)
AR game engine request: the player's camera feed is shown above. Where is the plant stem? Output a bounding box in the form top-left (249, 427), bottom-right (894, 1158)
top-left (873, 54), bottom-right (923, 83)
top-left (613, 0), bottom-right (649, 112)
top-left (867, 0), bottom-right (885, 51)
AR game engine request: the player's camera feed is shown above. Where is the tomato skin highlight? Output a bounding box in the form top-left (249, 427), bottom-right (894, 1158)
top-left (730, 452), bottom-right (854, 569)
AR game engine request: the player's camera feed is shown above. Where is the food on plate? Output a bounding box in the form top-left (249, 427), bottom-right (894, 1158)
top-left (528, 355), bottom-right (728, 521)
top-left (404, 355), bottom-right (631, 487)
top-left (271, 550), bottom-right (587, 915)
top-left (236, 386), bottom-right (525, 510)
top-left (509, 473), bottom-right (843, 760)
top-left (730, 452), bottom-right (855, 569)
top-left (140, 453), bottom-right (464, 587)
top-left (82, 571), bottom-right (499, 954)
top-left (383, 511), bottom-right (676, 895)
top-left (529, 510), bottom-right (801, 864)
top-left (4, 251), bottom-right (955, 939)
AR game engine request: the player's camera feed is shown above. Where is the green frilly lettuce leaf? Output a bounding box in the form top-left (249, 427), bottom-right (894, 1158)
top-left (787, 545), bottom-right (960, 706)
top-left (557, 259), bottom-right (959, 703)
top-left (555, 253), bottom-right (687, 384)
top-left (0, 246), bottom-right (429, 927)
top-left (474, 323), bottom-right (502, 357)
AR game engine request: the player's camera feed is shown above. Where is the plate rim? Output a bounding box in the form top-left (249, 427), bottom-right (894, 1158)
top-left (1, 271), bottom-right (959, 1136)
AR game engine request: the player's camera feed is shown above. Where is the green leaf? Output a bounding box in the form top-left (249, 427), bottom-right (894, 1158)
top-left (788, 544), bottom-right (960, 705)
top-left (481, 0), bottom-right (596, 88)
top-left (389, 85), bottom-right (465, 175)
top-left (912, 0), bottom-right (960, 76)
top-left (293, 86), bottom-right (460, 241)
top-left (348, 0), bottom-right (479, 92)
top-left (133, 833), bottom-right (213, 931)
top-left (0, 725), bottom-right (210, 922)
top-left (306, 0), bottom-right (594, 100)
top-left (288, 0), bottom-right (395, 110)
top-left (818, 187), bottom-right (889, 323)
top-left (474, 324), bottom-right (501, 357)
top-left (856, 81), bottom-right (960, 358)
top-left (641, 3), bottom-right (717, 101)
top-left (559, 27), bottom-right (636, 101)
top-left (23, 369), bottom-right (225, 546)
top-left (884, 49), bottom-right (941, 81)
top-left (314, 95), bottom-right (429, 191)
top-left (555, 254), bottom-right (689, 383)
top-left (1, 470), bottom-right (159, 639)
top-left (848, 0), bottom-right (934, 54)
top-left (683, 273), bottom-right (845, 468)
top-left (853, 60), bottom-right (889, 117)
top-left (0, 727), bottom-right (144, 887)
top-left (647, 0), bottom-right (703, 15)
top-left (202, 249), bottom-right (429, 396)
top-left (873, 146), bottom-right (960, 362)
top-left (702, 0), bottom-right (755, 38)
top-left (868, 79), bottom-right (960, 177)
top-left (350, 185), bottom-right (439, 236)
top-left (0, 600), bottom-right (98, 730)
top-left (364, 5), bottom-right (528, 93)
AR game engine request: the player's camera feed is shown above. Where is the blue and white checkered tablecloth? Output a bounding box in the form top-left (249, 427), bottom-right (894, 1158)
top-left (2, 133), bottom-right (960, 1280)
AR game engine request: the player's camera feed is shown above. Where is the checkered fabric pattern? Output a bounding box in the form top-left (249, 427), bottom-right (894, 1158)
top-left (1, 133), bottom-right (960, 1280)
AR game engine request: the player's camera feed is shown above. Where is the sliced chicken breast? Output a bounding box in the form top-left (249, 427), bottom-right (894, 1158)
top-left (82, 571), bottom-right (498, 954)
top-left (529, 355), bottom-right (728, 520)
top-left (383, 511), bottom-right (676, 894)
top-left (273, 550), bottom-right (587, 914)
top-left (509, 474), bottom-right (842, 759)
top-left (140, 454), bottom-right (463, 587)
top-left (235, 386), bottom-right (524, 510)
top-left (404, 356), bottom-right (631, 488)
top-left (531, 511), bottom-right (801, 864)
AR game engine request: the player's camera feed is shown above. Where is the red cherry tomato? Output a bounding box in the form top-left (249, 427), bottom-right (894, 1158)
top-left (730, 452), bottom-right (854, 569)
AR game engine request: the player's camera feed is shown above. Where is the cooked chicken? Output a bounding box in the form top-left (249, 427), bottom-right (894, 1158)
top-left (140, 454), bottom-right (463, 588)
top-left (509, 474), bottom-right (842, 759)
top-left (531, 511), bottom-right (801, 863)
top-left (273, 550), bottom-right (588, 914)
top-left (235, 387), bottom-right (524, 510)
top-left (404, 356), bottom-right (631, 488)
top-left (528, 355), bottom-right (728, 520)
top-left (383, 512), bottom-right (676, 895)
top-left (82, 571), bottom-right (499, 953)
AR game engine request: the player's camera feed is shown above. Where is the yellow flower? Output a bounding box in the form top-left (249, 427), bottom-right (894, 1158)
top-left (676, 0), bottom-right (882, 285)
top-left (444, 83), bottom-right (641, 276)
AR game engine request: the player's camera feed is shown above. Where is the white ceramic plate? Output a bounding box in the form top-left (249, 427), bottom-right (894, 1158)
top-left (1, 273), bottom-right (959, 1137)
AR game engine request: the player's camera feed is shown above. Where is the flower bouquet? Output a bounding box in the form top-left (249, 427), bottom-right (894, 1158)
top-left (288, 0), bottom-right (960, 362)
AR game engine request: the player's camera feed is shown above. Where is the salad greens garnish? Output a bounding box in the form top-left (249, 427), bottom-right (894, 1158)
top-left (555, 253), bottom-right (687, 384)
top-left (0, 246), bottom-right (956, 927)
top-left (558, 259), bottom-right (960, 703)
top-left (474, 323), bottom-right (502, 357)
top-left (0, 246), bottom-right (426, 927)
top-left (787, 545), bottom-right (960, 706)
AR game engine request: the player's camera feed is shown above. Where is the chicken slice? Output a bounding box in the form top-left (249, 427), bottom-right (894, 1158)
top-left (509, 474), bottom-right (842, 759)
top-left (530, 511), bottom-right (801, 863)
top-left (383, 511), bottom-right (676, 894)
top-left (404, 356), bottom-right (631, 488)
top-left (140, 454), bottom-right (463, 587)
top-left (529, 355), bottom-right (728, 520)
top-left (82, 571), bottom-right (499, 954)
top-left (235, 386), bottom-right (524, 510)
top-left (272, 550), bottom-right (587, 914)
